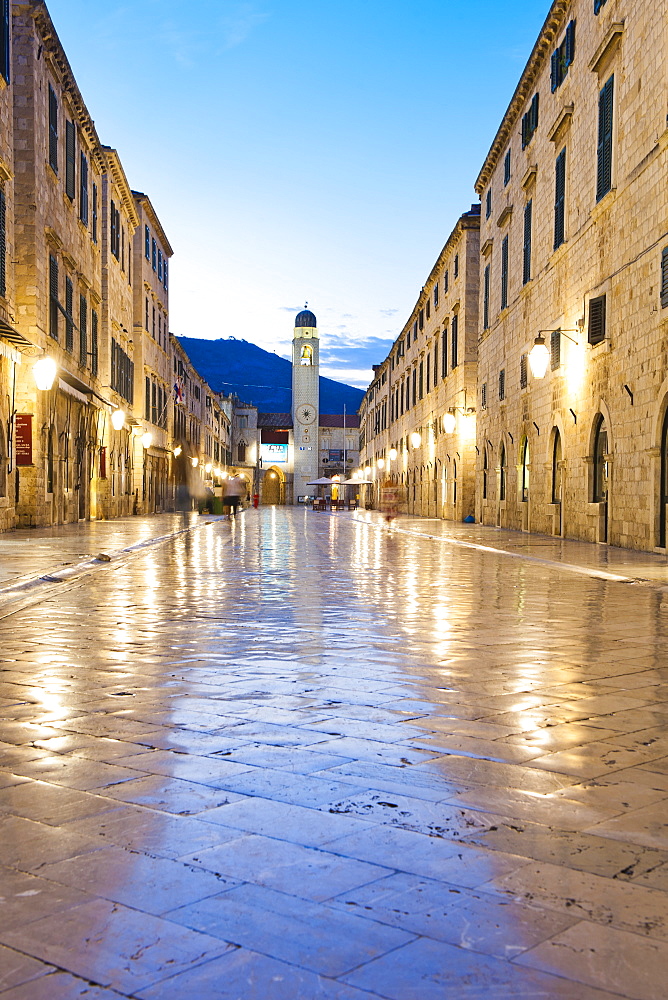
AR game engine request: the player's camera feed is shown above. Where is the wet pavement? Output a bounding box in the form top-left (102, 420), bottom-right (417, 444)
top-left (0, 507), bottom-right (667, 999)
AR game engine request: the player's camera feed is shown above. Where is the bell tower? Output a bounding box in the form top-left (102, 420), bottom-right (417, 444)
top-left (291, 305), bottom-right (319, 503)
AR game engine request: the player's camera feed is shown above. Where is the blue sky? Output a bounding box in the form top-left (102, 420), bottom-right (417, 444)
top-left (46, 0), bottom-right (550, 387)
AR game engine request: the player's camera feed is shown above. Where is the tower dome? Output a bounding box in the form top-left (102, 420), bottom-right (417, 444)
top-left (295, 308), bottom-right (317, 328)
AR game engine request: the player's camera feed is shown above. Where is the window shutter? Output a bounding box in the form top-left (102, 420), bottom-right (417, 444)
top-left (554, 148), bottom-right (566, 249)
top-left (661, 247), bottom-right (668, 308)
top-left (485, 188), bottom-right (492, 219)
top-left (451, 314), bottom-right (459, 368)
top-left (483, 263), bottom-right (490, 328)
top-left (531, 93), bottom-right (539, 133)
top-left (434, 342), bottom-right (438, 380)
top-left (441, 326), bottom-right (448, 377)
top-left (499, 369), bottom-right (505, 401)
top-left (551, 329), bottom-right (561, 370)
top-left (520, 353), bottom-right (528, 389)
top-left (163, 259), bottom-right (168, 290)
top-left (79, 153), bottom-right (88, 224)
top-left (110, 199), bottom-right (117, 257)
top-left (481, 382), bottom-right (487, 410)
top-left (65, 121), bottom-right (76, 200)
top-left (91, 310), bottom-right (98, 377)
top-left (65, 277), bottom-right (73, 353)
top-left (551, 50), bottom-right (559, 92)
top-left (597, 75), bottom-right (614, 201)
top-left (92, 183), bottom-right (98, 242)
top-left (0, 188), bottom-right (5, 299)
top-left (523, 200), bottom-right (532, 284)
top-left (588, 294), bottom-right (606, 345)
top-left (565, 20), bottom-right (576, 68)
top-left (79, 294), bottom-right (87, 367)
top-left (504, 149), bottom-right (511, 186)
top-left (0, 0), bottom-right (9, 84)
top-left (145, 225), bottom-right (150, 259)
top-left (49, 255), bottom-right (59, 339)
top-left (48, 86), bottom-right (59, 172)
top-left (501, 235), bottom-right (509, 309)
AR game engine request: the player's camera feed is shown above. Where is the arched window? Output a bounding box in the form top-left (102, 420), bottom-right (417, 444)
top-left (593, 416), bottom-right (608, 502)
top-left (238, 441), bottom-right (246, 463)
top-left (552, 429), bottom-right (562, 504)
top-left (453, 459), bottom-right (457, 505)
top-left (661, 408), bottom-right (668, 547)
top-left (499, 443), bottom-right (507, 500)
top-left (0, 421), bottom-right (6, 497)
top-left (482, 446), bottom-right (489, 500)
top-left (521, 438), bottom-right (530, 501)
top-left (300, 344), bottom-right (313, 366)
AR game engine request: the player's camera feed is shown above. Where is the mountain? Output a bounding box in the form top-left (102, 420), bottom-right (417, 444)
top-left (177, 337), bottom-right (365, 415)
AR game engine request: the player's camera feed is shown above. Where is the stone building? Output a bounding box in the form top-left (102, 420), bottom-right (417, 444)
top-left (132, 190), bottom-right (173, 514)
top-left (0, 1), bottom-right (17, 530)
top-left (360, 206), bottom-right (480, 519)
top-left (12, 0), bottom-right (107, 526)
top-left (474, 0), bottom-right (668, 550)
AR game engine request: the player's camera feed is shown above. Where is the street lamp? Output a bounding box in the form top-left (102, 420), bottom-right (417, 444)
top-left (205, 462), bottom-right (213, 474)
top-left (410, 432), bottom-right (422, 448)
top-left (141, 432), bottom-right (152, 449)
top-left (389, 448), bottom-right (397, 461)
top-left (528, 335), bottom-right (550, 379)
top-left (191, 457), bottom-right (199, 468)
top-left (173, 445), bottom-right (182, 457)
top-left (111, 409), bottom-right (125, 431)
top-left (33, 357), bottom-right (57, 391)
top-left (443, 411), bottom-right (456, 434)
top-left (377, 458), bottom-right (385, 470)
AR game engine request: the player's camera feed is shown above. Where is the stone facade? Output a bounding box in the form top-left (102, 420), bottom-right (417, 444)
top-left (475, 0), bottom-right (668, 551)
top-left (291, 309), bottom-right (320, 502)
top-left (360, 207), bottom-right (480, 520)
top-left (0, 2), bottom-right (17, 531)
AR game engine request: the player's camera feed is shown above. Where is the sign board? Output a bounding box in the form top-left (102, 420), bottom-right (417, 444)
top-left (15, 414), bottom-right (33, 466)
top-left (261, 443), bottom-right (288, 465)
top-left (328, 449), bottom-right (344, 461)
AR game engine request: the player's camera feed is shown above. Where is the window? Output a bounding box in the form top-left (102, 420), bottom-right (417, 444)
top-left (49, 255), bottom-right (59, 340)
top-left (79, 153), bottom-right (88, 224)
top-left (65, 276), bottom-right (73, 353)
top-left (441, 324), bottom-right (448, 378)
top-left (485, 188), bottom-right (492, 219)
top-left (594, 0), bottom-right (608, 14)
top-left (451, 313), bottom-right (459, 368)
top-left (521, 438), bottom-right (530, 501)
top-left (521, 93), bottom-right (539, 149)
top-left (522, 200), bottom-right (532, 285)
top-left (454, 254), bottom-right (459, 278)
top-left (0, 188), bottom-right (5, 298)
top-left (504, 149), bottom-right (511, 186)
top-left (0, 0), bottom-right (9, 84)
top-left (588, 294), bottom-right (606, 345)
top-left (92, 183), bottom-right (98, 243)
top-left (413, 320), bottom-right (417, 342)
top-left (499, 368), bottom-right (505, 401)
top-left (158, 249), bottom-right (163, 281)
top-left (554, 148), bottom-right (566, 249)
top-left (65, 122), bottom-right (76, 202)
top-left (91, 309), bottom-right (98, 377)
top-left (79, 294), bottom-right (87, 367)
top-left (145, 376), bottom-right (151, 421)
top-left (238, 442), bottom-right (246, 463)
top-left (500, 443), bottom-right (507, 500)
top-left (152, 305), bottom-right (156, 338)
top-left (597, 75), bottom-right (614, 202)
top-left (164, 259), bottom-right (168, 290)
top-left (593, 416), bottom-right (608, 502)
top-left (110, 201), bottom-right (120, 258)
top-left (551, 20), bottom-right (576, 91)
top-left (145, 225), bottom-right (150, 260)
top-left (501, 235), bottom-right (509, 310)
top-left (552, 430), bottom-right (562, 504)
top-left (145, 297), bottom-right (149, 331)
top-left (444, 270), bottom-right (449, 294)
top-left (551, 329), bottom-right (561, 370)
top-left (433, 283), bottom-right (439, 309)
top-left (520, 353), bottom-right (528, 389)
top-left (412, 367), bottom-right (417, 406)
top-left (152, 237), bottom-right (157, 271)
top-left (481, 382), bottom-right (487, 410)
top-left (426, 355), bottom-right (430, 394)
top-left (48, 85), bottom-right (59, 173)
top-left (433, 341), bottom-right (438, 383)
top-left (111, 339), bottom-right (134, 403)
top-left (419, 309), bottom-right (424, 331)
top-left (662, 247), bottom-right (668, 309)
top-left (482, 446), bottom-right (489, 500)
top-left (418, 361), bottom-right (424, 399)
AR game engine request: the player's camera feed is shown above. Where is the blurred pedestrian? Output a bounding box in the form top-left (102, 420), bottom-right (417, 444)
top-left (224, 476), bottom-right (245, 517)
top-left (380, 478), bottom-right (399, 525)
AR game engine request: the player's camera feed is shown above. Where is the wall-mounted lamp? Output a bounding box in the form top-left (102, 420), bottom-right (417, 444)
top-left (205, 462), bottom-right (213, 474)
top-left (410, 432), bottom-right (422, 448)
top-left (191, 457), bottom-right (199, 468)
top-left (141, 432), bottom-right (153, 449)
top-left (33, 357), bottom-right (57, 391)
top-left (443, 411), bottom-right (456, 434)
top-left (377, 458), bottom-right (385, 469)
top-left (111, 408), bottom-right (126, 431)
top-left (173, 445), bottom-right (182, 457)
top-left (388, 448), bottom-right (397, 461)
top-left (528, 335), bottom-right (550, 379)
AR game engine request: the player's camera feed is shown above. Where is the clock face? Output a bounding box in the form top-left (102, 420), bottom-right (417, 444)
top-left (297, 404), bottom-right (316, 425)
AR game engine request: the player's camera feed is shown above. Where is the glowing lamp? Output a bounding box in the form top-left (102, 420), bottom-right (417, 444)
top-left (173, 445), bottom-right (182, 457)
top-left (410, 432), bottom-right (422, 448)
top-left (141, 432), bottom-right (153, 449)
top-left (111, 409), bottom-right (125, 430)
top-left (388, 448), bottom-right (397, 461)
top-left (377, 458), bottom-right (385, 470)
top-left (205, 462), bottom-right (213, 474)
top-left (364, 466), bottom-right (371, 475)
top-left (191, 457), bottom-right (199, 468)
top-left (33, 357), bottom-right (57, 391)
top-left (443, 411), bottom-right (456, 434)
top-left (529, 335), bottom-right (550, 379)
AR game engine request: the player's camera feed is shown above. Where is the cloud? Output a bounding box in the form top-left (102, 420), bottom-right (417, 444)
top-left (380, 308), bottom-right (398, 317)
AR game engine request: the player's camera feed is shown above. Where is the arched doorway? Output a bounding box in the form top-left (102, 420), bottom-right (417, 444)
top-left (261, 467), bottom-right (282, 505)
top-left (552, 428), bottom-right (563, 536)
top-left (660, 408), bottom-right (668, 547)
top-left (593, 415), bottom-right (609, 542)
top-left (520, 437), bottom-right (530, 502)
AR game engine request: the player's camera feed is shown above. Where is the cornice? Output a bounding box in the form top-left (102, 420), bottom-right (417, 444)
top-left (589, 22), bottom-right (625, 76)
top-left (549, 104), bottom-right (574, 144)
top-left (131, 190), bottom-right (174, 257)
top-left (475, 0), bottom-right (571, 194)
top-left (102, 148), bottom-right (140, 229)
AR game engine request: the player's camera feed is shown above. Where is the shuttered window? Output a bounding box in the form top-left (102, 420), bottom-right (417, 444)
top-left (551, 20), bottom-right (576, 91)
top-left (0, 188), bottom-right (5, 298)
top-left (152, 237), bottom-right (157, 271)
top-left (444, 269), bottom-right (449, 293)
top-left (501, 235), bottom-right (509, 310)
top-left (521, 93), bottom-right (539, 149)
top-left (485, 188), bottom-right (492, 219)
top-left (145, 376), bottom-right (151, 421)
top-left (594, 0), bottom-right (608, 14)
top-left (163, 259), bottom-right (168, 290)
top-left (520, 353), bottom-right (528, 389)
top-left (79, 294), bottom-right (87, 367)
top-left (441, 324), bottom-right (448, 378)
top-left (433, 341), bottom-right (438, 381)
top-left (597, 75), bottom-right (614, 202)
top-left (481, 382), bottom-right (487, 410)
top-left (426, 354), bottom-right (430, 394)
top-left (92, 184), bottom-right (98, 243)
top-left (79, 153), bottom-right (88, 224)
top-left (454, 254), bottom-right (459, 278)
top-left (499, 369), bottom-right (505, 401)
top-left (588, 294), bottom-right (606, 345)
top-left (0, 0), bottom-right (9, 84)
top-left (523, 200), bottom-right (532, 284)
top-left (48, 86), bottom-right (59, 173)
top-left (49, 256), bottom-right (59, 339)
top-left (451, 313), bottom-right (459, 368)
top-left (483, 263), bottom-right (490, 329)
top-left (65, 277), bottom-right (73, 353)
top-left (661, 247), bottom-right (668, 309)
top-left (91, 310), bottom-right (98, 377)
top-left (65, 121), bottom-right (76, 200)
top-left (551, 329), bottom-right (561, 370)
top-left (554, 148), bottom-right (566, 249)
top-left (145, 225), bottom-right (150, 259)
top-left (504, 149), bottom-right (511, 186)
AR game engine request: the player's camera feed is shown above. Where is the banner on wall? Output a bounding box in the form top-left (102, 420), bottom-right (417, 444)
top-left (261, 443), bottom-right (288, 465)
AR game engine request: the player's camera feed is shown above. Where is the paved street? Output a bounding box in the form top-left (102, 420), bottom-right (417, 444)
top-left (1, 508), bottom-right (667, 1000)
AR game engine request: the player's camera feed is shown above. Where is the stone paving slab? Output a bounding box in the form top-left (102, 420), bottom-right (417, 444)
top-left (0, 507), bottom-right (666, 999)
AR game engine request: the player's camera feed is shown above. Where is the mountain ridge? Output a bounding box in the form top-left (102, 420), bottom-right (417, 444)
top-left (177, 336), bottom-right (365, 415)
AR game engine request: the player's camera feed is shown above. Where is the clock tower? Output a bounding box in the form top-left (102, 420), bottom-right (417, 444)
top-left (291, 306), bottom-right (320, 503)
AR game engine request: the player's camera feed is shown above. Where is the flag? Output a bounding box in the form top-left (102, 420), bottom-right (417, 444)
top-left (173, 377), bottom-right (183, 402)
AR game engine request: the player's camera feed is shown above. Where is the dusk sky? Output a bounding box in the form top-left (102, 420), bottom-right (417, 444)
top-left (47, 0), bottom-right (550, 388)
